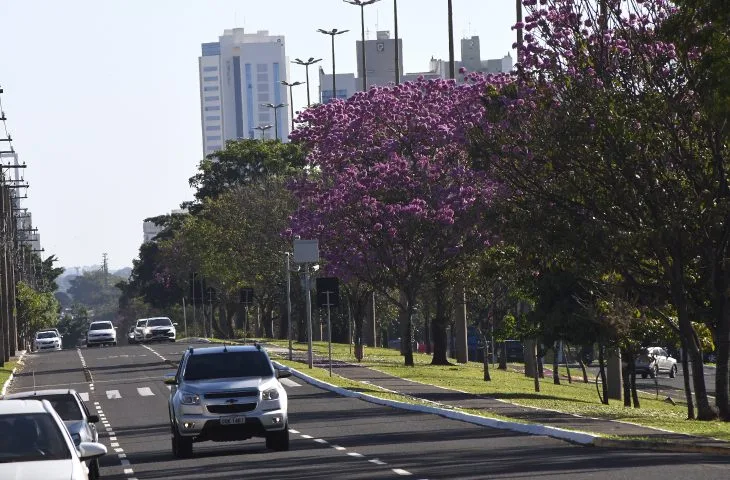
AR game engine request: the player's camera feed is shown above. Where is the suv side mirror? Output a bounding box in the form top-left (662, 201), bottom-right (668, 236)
top-left (173, 323), bottom-right (179, 326)
top-left (88, 414), bottom-right (100, 423)
top-left (163, 373), bottom-right (178, 385)
top-left (276, 367), bottom-right (292, 379)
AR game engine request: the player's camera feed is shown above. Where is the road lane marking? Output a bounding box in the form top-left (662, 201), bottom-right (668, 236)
top-left (370, 459), bottom-right (387, 465)
top-left (333, 445), bottom-right (346, 451)
top-left (347, 452), bottom-right (364, 458)
top-left (79, 392), bottom-right (89, 402)
top-left (106, 390), bottom-right (121, 399)
top-left (314, 438), bottom-right (328, 444)
top-left (111, 442), bottom-right (120, 448)
top-left (137, 387), bottom-right (154, 397)
top-left (289, 428), bottom-right (300, 434)
top-left (121, 459), bottom-right (130, 466)
top-left (300, 434), bottom-right (313, 439)
top-left (280, 378), bottom-right (301, 387)
top-left (393, 469), bottom-right (412, 475)
top-left (124, 468), bottom-right (134, 474)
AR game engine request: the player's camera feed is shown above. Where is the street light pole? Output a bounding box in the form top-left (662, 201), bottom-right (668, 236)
top-left (448, 0), bottom-right (455, 79)
top-left (292, 57), bottom-right (322, 107)
top-left (318, 29), bottom-right (349, 102)
top-left (254, 124), bottom-right (272, 140)
top-left (281, 81), bottom-right (304, 132)
top-left (285, 252), bottom-right (293, 361)
top-left (262, 103), bottom-right (287, 141)
top-left (394, 0), bottom-right (400, 85)
top-left (305, 263), bottom-right (313, 368)
top-left (343, 0), bottom-right (381, 92)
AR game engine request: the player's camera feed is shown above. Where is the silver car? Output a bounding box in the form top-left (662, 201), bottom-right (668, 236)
top-left (636, 347), bottom-right (678, 379)
top-left (3, 389), bottom-right (101, 479)
top-left (164, 344), bottom-right (291, 458)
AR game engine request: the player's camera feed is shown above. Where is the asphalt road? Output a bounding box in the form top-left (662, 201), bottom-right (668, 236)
top-left (8, 342), bottom-right (730, 480)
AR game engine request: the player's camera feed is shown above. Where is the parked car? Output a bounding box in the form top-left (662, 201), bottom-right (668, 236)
top-left (636, 347), bottom-right (678, 379)
top-left (86, 321), bottom-right (117, 348)
top-left (0, 399), bottom-right (107, 480)
top-left (33, 330), bottom-right (62, 352)
top-left (3, 390), bottom-right (101, 479)
top-left (496, 340), bottom-right (525, 363)
top-left (164, 344), bottom-right (291, 458)
top-left (136, 317), bottom-right (177, 343)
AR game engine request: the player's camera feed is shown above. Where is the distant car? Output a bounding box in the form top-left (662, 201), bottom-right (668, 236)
top-left (3, 390), bottom-right (101, 479)
top-left (636, 347), bottom-right (678, 379)
top-left (496, 340), bottom-right (524, 363)
top-left (34, 331), bottom-right (62, 352)
top-left (165, 344), bottom-right (291, 458)
top-left (126, 326), bottom-right (136, 344)
top-left (136, 317), bottom-right (177, 343)
top-left (86, 321), bottom-right (117, 348)
top-left (0, 399), bottom-right (107, 480)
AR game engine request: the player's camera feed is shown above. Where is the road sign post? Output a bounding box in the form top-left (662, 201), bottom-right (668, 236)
top-left (294, 240), bottom-right (319, 369)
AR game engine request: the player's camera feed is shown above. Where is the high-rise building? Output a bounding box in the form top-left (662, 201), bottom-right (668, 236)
top-left (319, 32), bottom-right (510, 103)
top-left (199, 29), bottom-right (290, 156)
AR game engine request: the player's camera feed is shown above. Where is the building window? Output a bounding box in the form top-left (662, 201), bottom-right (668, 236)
top-left (203, 86), bottom-right (219, 92)
top-left (258, 112), bottom-right (271, 122)
top-left (203, 66), bottom-right (218, 72)
top-left (203, 76), bottom-right (219, 82)
top-left (205, 106), bottom-right (220, 111)
top-left (257, 73), bottom-right (268, 82)
top-left (206, 125), bottom-right (221, 131)
top-left (204, 96), bottom-right (219, 101)
top-left (205, 115), bottom-right (221, 121)
top-left (202, 42), bottom-right (220, 56)
top-left (257, 63), bottom-right (267, 72)
top-left (206, 135), bottom-right (222, 141)
top-left (257, 93), bottom-right (269, 102)
top-left (321, 89), bottom-right (348, 103)
top-left (258, 83), bottom-right (269, 92)
top-left (207, 144), bottom-right (222, 151)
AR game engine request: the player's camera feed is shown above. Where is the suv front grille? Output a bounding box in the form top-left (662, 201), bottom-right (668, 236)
top-left (207, 403), bottom-right (257, 414)
top-left (204, 390), bottom-right (258, 399)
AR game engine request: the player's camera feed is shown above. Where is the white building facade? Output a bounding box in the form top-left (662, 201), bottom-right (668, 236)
top-left (199, 29), bottom-right (290, 156)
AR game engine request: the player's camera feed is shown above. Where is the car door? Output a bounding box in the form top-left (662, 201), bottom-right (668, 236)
top-left (656, 348), bottom-right (668, 372)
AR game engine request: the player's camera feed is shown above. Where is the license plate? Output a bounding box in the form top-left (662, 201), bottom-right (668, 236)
top-left (220, 416), bottom-right (246, 425)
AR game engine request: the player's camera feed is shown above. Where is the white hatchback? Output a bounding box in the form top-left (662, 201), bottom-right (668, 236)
top-left (86, 321), bottom-right (117, 348)
top-left (34, 331), bottom-right (62, 352)
top-left (0, 399), bottom-right (107, 480)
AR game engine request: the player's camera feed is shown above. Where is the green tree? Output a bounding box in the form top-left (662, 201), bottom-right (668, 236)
top-left (16, 281), bottom-right (60, 347)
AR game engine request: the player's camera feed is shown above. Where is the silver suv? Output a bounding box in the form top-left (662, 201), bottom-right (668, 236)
top-left (164, 344), bottom-right (291, 458)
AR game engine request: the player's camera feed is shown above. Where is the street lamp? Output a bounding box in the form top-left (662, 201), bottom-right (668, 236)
top-left (343, 0), bottom-right (381, 92)
top-left (394, 0), bottom-right (400, 85)
top-left (448, 0), bottom-right (455, 79)
top-left (317, 28), bottom-right (349, 103)
top-left (261, 103), bottom-right (287, 141)
top-left (254, 124), bottom-right (272, 140)
top-left (292, 57), bottom-right (322, 107)
top-left (281, 81), bottom-right (305, 132)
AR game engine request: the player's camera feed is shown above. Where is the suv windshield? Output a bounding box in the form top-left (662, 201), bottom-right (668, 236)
top-left (136, 320), bottom-right (147, 327)
top-left (0, 413), bottom-right (72, 463)
top-left (89, 323), bottom-right (112, 331)
top-left (36, 332), bottom-right (57, 339)
top-left (147, 318), bottom-right (172, 327)
top-left (183, 351), bottom-right (274, 381)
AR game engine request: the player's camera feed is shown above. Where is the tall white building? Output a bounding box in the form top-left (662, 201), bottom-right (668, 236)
top-left (199, 29), bottom-right (290, 156)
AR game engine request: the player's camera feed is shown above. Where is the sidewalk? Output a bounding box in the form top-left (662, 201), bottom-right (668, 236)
top-left (270, 345), bottom-right (730, 456)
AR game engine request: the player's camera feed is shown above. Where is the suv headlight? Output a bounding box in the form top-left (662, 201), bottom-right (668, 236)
top-left (179, 391), bottom-right (200, 405)
top-left (262, 388), bottom-right (280, 401)
top-left (144, 328), bottom-right (151, 334)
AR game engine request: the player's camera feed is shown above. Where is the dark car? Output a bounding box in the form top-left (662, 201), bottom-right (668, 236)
top-left (496, 340), bottom-right (524, 363)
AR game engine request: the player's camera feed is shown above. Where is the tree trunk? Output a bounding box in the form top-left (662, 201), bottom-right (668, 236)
top-left (714, 318), bottom-right (730, 420)
top-left (431, 287), bottom-right (450, 365)
top-left (533, 342), bottom-right (540, 392)
top-left (498, 342), bottom-right (507, 370)
top-left (537, 345), bottom-right (545, 378)
top-left (552, 343), bottom-right (560, 385)
top-left (578, 353), bottom-right (589, 383)
top-left (680, 338), bottom-right (695, 419)
top-left (483, 339), bottom-right (491, 381)
top-left (563, 344), bottom-right (572, 383)
top-left (402, 294), bottom-right (415, 367)
top-left (630, 355), bottom-right (640, 408)
top-left (598, 344), bottom-right (609, 405)
top-left (622, 348), bottom-right (631, 407)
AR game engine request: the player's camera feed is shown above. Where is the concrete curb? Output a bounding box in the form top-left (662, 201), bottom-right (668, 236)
top-left (277, 362), bottom-right (598, 446)
top-left (1, 351), bottom-right (28, 396)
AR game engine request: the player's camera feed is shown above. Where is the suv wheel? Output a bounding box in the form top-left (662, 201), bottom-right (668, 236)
top-left (265, 424), bottom-right (289, 451)
top-left (641, 372), bottom-right (648, 379)
top-left (172, 428), bottom-right (193, 458)
top-left (669, 364), bottom-right (677, 378)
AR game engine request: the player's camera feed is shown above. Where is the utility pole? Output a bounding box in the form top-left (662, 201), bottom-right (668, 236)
top-left (102, 253), bottom-right (109, 287)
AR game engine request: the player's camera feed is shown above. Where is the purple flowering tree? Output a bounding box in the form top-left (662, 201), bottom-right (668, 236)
top-left (289, 78), bottom-right (500, 366)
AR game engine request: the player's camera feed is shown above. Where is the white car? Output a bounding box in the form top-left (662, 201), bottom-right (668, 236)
top-left (34, 331), bottom-right (62, 352)
top-left (86, 321), bottom-right (117, 348)
top-left (0, 399), bottom-right (107, 480)
top-left (636, 347), bottom-right (678, 379)
top-left (136, 317), bottom-right (177, 343)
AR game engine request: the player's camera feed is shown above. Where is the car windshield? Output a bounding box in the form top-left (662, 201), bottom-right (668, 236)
top-left (0, 413), bottom-right (72, 463)
top-left (183, 351), bottom-right (274, 381)
top-left (147, 318), bottom-right (172, 327)
top-left (89, 323), bottom-right (112, 330)
top-left (27, 395), bottom-right (83, 421)
top-left (36, 332), bottom-right (57, 339)
top-left (136, 320), bottom-right (147, 327)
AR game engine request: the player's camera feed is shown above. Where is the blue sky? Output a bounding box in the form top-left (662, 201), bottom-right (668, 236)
top-left (0, 0), bottom-right (516, 270)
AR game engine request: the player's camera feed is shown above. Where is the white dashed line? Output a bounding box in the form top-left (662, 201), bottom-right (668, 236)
top-left (114, 448), bottom-right (124, 453)
top-left (300, 434), bottom-right (313, 439)
top-left (392, 469), bottom-right (412, 475)
top-left (124, 468), bottom-right (134, 474)
top-left (369, 459), bottom-right (387, 465)
top-left (289, 429), bottom-right (300, 434)
top-left (347, 452), bottom-right (364, 458)
top-left (333, 445), bottom-right (346, 451)
top-left (137, 387), bottom-right (154, 397)
top-left (314, 438), bottom-right (328, 444)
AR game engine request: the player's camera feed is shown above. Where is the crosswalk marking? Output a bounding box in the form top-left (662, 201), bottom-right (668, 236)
top-left (280, 378), bottom-right (301, 388)
top-left (79, 392), bottom-right (90, 402)
top-left (106, 390), bottom-right (121, 400)
top-left (137, 387), bottom-right (154, 397)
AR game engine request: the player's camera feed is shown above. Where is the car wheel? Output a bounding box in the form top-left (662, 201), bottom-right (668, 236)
top-left (112, 342), bottom-right (117, 346)
top-left (265, 424), bottom-right (289, 451)
top-left (641, 373), bottom-right (648, 379)
top-left (172, 428), bottom-right (193, 458)
top-left (669, 364), bottom-right (677, 378)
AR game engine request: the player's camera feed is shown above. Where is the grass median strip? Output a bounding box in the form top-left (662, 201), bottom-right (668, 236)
top-left (266, 340), bottom-right (730, 442)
